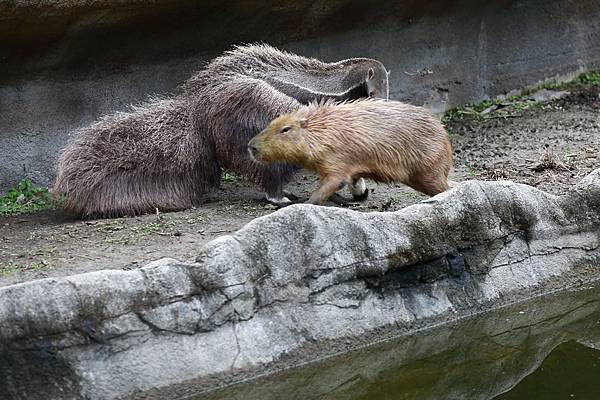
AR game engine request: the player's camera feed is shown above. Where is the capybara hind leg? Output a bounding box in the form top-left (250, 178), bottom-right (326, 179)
top-left (306, 176), bottom-right (345, 205)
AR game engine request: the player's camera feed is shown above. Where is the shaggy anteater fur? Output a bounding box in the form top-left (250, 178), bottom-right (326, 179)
top-left (248, 99), bottom-right (455, 205)
top-left (53, 44), bottom-right (389, 218)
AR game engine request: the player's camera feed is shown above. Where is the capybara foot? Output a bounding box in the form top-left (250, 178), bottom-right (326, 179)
top-left (349, 177), bottom-right (369, 201)
top-left (328, 193), bottom-right (364, 207)
top-left (447, 180), bottom-right (459, 189)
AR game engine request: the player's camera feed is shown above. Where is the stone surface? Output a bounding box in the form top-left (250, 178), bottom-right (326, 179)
top-left (1, 0), bottom-right (600, 191)
top-left (0, 170), bottom-right (599, 399)
top-left (528, 88), bottom-right (571, 102)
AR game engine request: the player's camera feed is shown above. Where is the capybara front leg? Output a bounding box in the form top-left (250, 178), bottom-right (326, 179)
top-left (327, 177), bottom-right (368, 205)
top-left (306, 176), bottom-right (345, 205)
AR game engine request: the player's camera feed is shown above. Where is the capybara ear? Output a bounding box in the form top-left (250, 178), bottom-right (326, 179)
top-left (367, 67), bottom-right (375, 80)
top-left (299, 118), bottom-right (308, 128)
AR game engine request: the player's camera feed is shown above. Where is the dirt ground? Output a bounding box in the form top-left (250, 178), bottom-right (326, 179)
top-left (1, 83), bottom-right (598, 287)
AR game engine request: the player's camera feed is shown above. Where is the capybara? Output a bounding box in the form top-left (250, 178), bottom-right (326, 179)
top-left (248, 99), bottom-right (454, 205)
top-left (53, 44), bottom-right (389, 218)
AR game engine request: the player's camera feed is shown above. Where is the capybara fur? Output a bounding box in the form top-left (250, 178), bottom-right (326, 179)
top-left (248, 99), bottom-right (454, 205)
top-left (53, 44), bottom-right (389, 218)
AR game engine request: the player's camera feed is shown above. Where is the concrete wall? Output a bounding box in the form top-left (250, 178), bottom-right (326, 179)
top-left (1, 0), bottom-right (599, 192)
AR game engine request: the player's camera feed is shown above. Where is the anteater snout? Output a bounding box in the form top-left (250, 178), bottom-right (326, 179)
top-left (247, 138), bottom-right (260, 161)
top-left (247, 144), bottom-right (258, 157)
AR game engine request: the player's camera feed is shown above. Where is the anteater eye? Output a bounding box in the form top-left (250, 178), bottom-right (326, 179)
top-left (280, 126), bottom-right (291, 134)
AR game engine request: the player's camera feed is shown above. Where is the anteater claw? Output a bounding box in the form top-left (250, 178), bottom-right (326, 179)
top-left (282, 190), bottom-right (300, 201)
top-left (265, 195), bottom-right (294, 208)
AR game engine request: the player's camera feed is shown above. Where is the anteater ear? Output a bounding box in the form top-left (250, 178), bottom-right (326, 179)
top-left (367, 67), bottom-right (375, 80)
top-left (299, 118), bottom-right (308, 128)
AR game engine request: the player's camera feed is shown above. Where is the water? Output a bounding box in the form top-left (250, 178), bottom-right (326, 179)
top-left (188, 284), bottom-right (600, 400)
top-left (494, 341), bottom-right (600, 400)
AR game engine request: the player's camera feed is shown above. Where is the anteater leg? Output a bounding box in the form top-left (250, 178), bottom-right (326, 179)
top-left (306, 176), bottom-right (345, 205)
top-left (261, 163), bottom-right (299, 206)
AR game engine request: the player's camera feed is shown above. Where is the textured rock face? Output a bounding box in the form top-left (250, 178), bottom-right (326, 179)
top-left (0, 170), bottom-right (599, 399)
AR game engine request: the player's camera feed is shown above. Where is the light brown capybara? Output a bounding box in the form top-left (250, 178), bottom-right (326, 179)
top-left (248, 99), bottom-right (455, 205)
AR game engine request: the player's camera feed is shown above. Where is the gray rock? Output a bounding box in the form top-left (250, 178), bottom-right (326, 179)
top-left (0, 170), bottom-right (599, 399)
top-left (528, 89), bottom-right (570, 102)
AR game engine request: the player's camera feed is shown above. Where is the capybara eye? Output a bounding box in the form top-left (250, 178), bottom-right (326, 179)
top-left (280, 126), bottom-right (291, 134)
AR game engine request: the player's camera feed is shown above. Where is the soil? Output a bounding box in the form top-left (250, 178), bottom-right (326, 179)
top-left (1, 83), bottom-right (598, 287)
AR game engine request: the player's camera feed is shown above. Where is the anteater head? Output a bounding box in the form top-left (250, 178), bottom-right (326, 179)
top-left (336, 60), bottom-right (390, 102)
top-left (248, 114), bottom-right (311, 167)
top-left (364, 61), bottom-right (390, 100)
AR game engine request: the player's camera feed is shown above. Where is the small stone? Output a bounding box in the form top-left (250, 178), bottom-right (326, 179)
top-left (528, 89), bottom-right (570, 102)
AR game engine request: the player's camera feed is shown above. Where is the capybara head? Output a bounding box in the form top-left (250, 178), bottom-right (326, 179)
top-left (248, 113), bottom-right (310, 166)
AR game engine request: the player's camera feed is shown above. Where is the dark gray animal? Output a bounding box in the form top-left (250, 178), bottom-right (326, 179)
top-left (53, 44), bottom-right (389, 218)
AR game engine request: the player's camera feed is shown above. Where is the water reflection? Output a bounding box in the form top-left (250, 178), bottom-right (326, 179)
top-left (493, 341), bottom-right (600, 399)
top-left (197, 284), bottom-right (600, 400)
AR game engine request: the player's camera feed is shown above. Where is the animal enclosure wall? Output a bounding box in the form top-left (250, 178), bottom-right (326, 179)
top-left (1, 0), bottom-right (599, 192)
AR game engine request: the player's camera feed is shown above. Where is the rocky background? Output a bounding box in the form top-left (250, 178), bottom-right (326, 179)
top-left (1, 0), bottom-right (600, 192)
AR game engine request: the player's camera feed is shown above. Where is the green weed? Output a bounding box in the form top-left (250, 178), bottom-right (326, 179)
top-left (442, 69), bottom-right (599, 123)
top-left (578, 70), bottom-right (600, 85)
top-left (0, 260), bottom-right (49, 277)
top-left (539, 79), bottom-right (563, 90)
top-left (0, 263), bottom-right (20, 277)
top-left (465, 165), bottom-right (478, 177)
top-left (222, 170), bottom-right (240, 183)
top-left (442, 99), bottom-right (500, 123)
top-left (0, 179), bottom-right (56, 216)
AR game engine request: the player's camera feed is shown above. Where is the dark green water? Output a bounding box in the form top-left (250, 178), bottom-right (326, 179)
top-left (194, 284), bottom-right (600, 400)
top-left (494, 341), bottom-right (600, 400)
